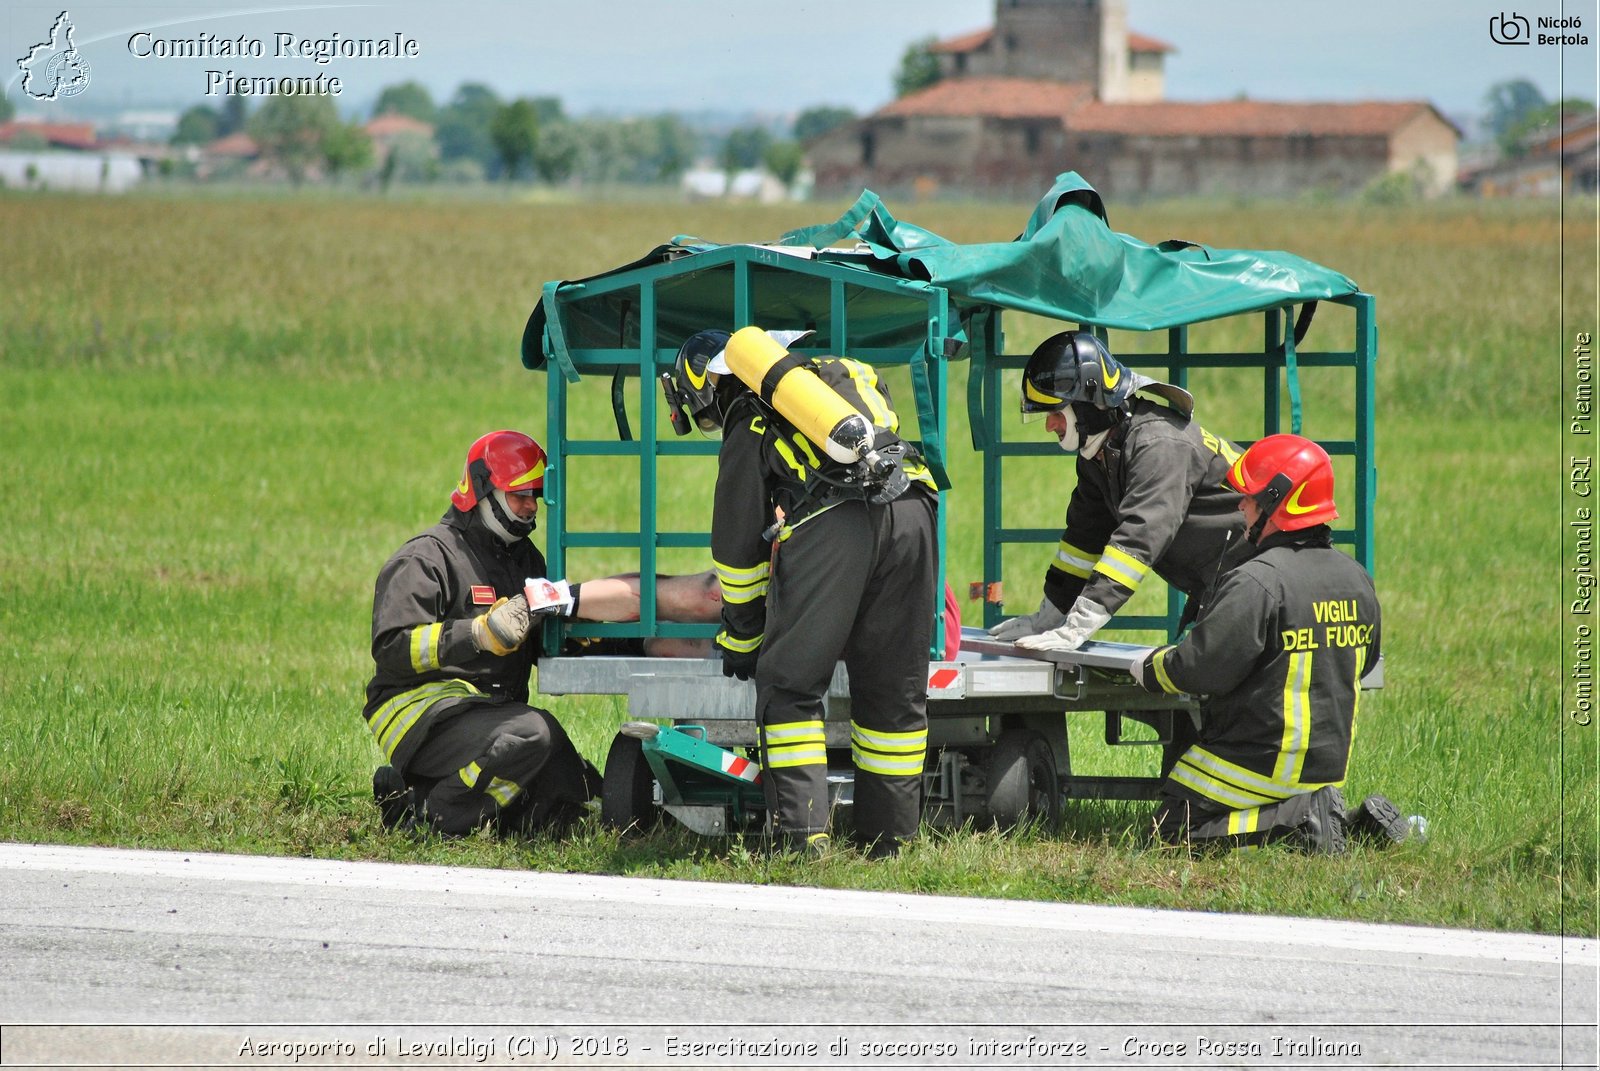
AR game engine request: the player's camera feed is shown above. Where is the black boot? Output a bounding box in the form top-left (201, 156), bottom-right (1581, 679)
top-left (372, 765), bottom-right (419, 833)
top-left (1296, 785), bottom-right (1348, 856)
top-left (1345, 794), bottom-right (1413, 846)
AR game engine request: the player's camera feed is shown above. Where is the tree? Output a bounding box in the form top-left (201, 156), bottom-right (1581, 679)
top-left (581, 120), bottom-right (627, 183)
top-left (0, 93), bottom-right (14, 125)
top-left (378, 131), bottom-right (439, 188)
top-left (170, 105), bottom-right (220, 146)
top-left (532, 121), bottom-right (579, 183)
top-left (793, 105), bottom-right (855, 143)
top-left (1501, 96), bottom-right (1597, 155)
top-left (372, 80), bottom-right (436, 123)
top-left (1483, 79), bottom-right (1546, 144)
top-left (323, 120), bottom-right (374, 176)
top-left (763, 140), bottom-right (804, 189)
top-left (489, 99), bottom-right (539, 180)
top-left (654, 115), bottom-right (696, 181)
top-left (434, 82), bottom-right (503, 172)
top-left (721, 125), bottom-right (772, 173)
top-left (218, 92), bottom-right (249, 136)
top-left (530, 96), bottom-right (565, 126)
top-left (247, 95), bottom-right (345, 183)
top-left (894, 37), bottom-right (941, 98)
top-left (624, 114), bottom-right (695, 182)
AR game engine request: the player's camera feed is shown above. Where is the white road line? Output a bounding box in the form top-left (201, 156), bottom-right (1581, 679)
top-left (3, 842), bottom-right (1592, 967)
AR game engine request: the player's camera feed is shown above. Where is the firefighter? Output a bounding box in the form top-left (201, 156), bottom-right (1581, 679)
top-left (363, 430), bottom-right (718, 838)
top-left (990, 331), bottom-right (1251, 653)
top-left (668, 329), bottom-right (940, 857)
top-left (1130, 434), bottom-right (1409, 852)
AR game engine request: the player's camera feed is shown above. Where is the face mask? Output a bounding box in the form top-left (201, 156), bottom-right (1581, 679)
top-left (1080, 429), bottom-right (1111, 460)
top-left (1056, 412), bottom-right (1081, 453)
top-left (479, 490), bottom-right (536, 544)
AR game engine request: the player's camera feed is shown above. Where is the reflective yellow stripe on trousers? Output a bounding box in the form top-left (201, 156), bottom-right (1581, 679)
top-left (1171, 744), bottom-right (1332, 810)
top-left (850, 722), bottom-right (927, 777)
top-left (460, 761), bottom-right (522, 806)
top-left (763, 719), bottom-right (827, 769)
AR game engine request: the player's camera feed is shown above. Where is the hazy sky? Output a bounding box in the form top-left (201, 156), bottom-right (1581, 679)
top-left (4, 0), bottom-right (1597, 129)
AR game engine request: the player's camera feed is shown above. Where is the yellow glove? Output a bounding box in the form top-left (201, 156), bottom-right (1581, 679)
top-left (471, 595), bottom-right (530, 656)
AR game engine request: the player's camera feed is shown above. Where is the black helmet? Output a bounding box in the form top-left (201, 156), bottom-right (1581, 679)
top-left (1021, 331), bottom-right (1137, 416)
top-left (667, 329), bottom-right (733, 434)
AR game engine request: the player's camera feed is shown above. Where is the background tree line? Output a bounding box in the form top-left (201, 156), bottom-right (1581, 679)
top-left (167, 78), bottom-right (860, 189)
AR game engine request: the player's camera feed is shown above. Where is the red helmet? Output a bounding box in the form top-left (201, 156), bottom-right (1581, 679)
top-left (1226, 433), bottom-right (1338, 533)
top-left (450, 430), bottom-right (546, 511)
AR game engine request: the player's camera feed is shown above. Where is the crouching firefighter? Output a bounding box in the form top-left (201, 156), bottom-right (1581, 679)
top-left (362, 430), bottom-right (598, 838)
top-left (666, 327), bottom-right (941, 857)
top-left (1129, 434), bottom-right (1410, 853)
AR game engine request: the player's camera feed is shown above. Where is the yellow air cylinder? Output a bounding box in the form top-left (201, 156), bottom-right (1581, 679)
top-left (722, 326), bottom-right (874, 465)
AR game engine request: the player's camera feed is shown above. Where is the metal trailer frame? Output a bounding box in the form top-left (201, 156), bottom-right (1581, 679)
top-left (525, 238), bottom-right (1378, 831)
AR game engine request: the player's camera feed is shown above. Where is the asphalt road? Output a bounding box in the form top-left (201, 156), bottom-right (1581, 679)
top-left (0, 843), bottom-right (1593, 1069)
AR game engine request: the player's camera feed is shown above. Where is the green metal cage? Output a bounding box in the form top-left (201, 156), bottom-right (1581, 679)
top-left (523, 178), bottom-right (1376, 653)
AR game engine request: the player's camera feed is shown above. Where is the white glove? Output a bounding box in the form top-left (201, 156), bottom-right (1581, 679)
top-left (1015, 597), bottom-right (1112, 652)
top-left (987, 596), bottom-right (1068, 643)
top-left (472, 595), bottom-right (531, 655)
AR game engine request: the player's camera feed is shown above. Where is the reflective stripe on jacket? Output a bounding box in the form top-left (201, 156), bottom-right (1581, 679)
top-left (1044, 397), bottom-right (1247, 616)
top-left (362, 508), bottom-right (546, 768)
top-left (1143, 527), bottom-right (1382, 810)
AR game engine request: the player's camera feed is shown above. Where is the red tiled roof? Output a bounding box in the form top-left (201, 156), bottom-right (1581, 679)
top-left (0, 121), bottom-right (97, 149)
top-left (1066, 99), bottom-right (1447, 137)
top-left (206, 132), bottom-right (259, 157)
top-left (879, 77), bottom-right (1095, 120)
top-left (1525, 112), bottom-right (1600, 155)
top-left (1127, 31), bottom-right (1176, 54)
top-left (930, 27), bottom-right (993, 54)
top-left (365, 113), bottom-right (434, 138)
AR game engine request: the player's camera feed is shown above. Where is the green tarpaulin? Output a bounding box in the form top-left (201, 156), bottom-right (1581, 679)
top-left (523, 172), bottom-right (1358, 371)
top-left (777, 172), bottom-right (1358, 332)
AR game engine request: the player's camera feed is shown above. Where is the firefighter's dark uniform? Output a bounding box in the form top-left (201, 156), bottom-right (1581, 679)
top-left (363, 507), bottom-right (591, 836)
top-left (1135, 525), bottom-right (1381, 848)
top-left (711, 357), bottom-right (939, 849)
top-left (1043, 397), bottom-right (1249, 621)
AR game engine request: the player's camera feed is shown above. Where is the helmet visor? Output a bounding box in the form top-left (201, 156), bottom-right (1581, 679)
top-left (1020, 375), bottom-right (1070, 422)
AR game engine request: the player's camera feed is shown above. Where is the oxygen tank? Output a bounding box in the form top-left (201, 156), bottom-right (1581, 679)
top-left (721, 326), bottom-right (874, 465)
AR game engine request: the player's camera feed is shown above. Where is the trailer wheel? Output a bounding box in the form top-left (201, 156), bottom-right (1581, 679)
top-left (984, 728), bottom-right (1061, 830)
top-left (601, 731), bottom-right (660, 833)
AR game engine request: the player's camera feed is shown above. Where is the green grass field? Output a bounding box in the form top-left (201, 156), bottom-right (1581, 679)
top-left (0, 191), bottom-right (1591, 936)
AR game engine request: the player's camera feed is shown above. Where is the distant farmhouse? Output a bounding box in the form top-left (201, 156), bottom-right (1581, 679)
top-left (0, 121), bottom-right (144, 192)
top-left (1463, 113), bottom-right (1599, 197)
top-left (807, 0), bottom-right (1460, 200)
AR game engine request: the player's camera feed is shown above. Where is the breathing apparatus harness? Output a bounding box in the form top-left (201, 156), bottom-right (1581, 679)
top-left (743, 351), bottom-right (911, 541)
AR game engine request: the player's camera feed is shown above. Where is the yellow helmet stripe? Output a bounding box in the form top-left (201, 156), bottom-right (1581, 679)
top-left (1098, 351), bottom-right (1122, 390)
top-left (1228, 454), bottom-right (1249, 490)
top-left (508, 461), bottom-right (545, 488)
top-left (1282, 482), bottom-right (1318, 515)
top-left (1024, 378), bottom-right (1065, 407)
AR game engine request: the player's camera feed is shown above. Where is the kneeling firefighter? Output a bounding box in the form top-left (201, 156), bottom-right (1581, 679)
top-left (1130, 434), bottom-right (1409, 853)
top-left (666, 327), bottom-right (941, 856)
top-left (363, 430), bottom-right (597, 838)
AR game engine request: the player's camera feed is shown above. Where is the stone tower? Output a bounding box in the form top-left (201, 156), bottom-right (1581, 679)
top-left (990, 0), bottom-right (1130, 101)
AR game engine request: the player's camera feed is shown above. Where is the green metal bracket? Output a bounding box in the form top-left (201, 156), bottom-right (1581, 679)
top-left (639, 724), bottom-right (765, 818)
